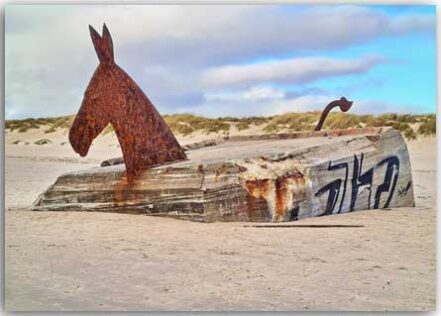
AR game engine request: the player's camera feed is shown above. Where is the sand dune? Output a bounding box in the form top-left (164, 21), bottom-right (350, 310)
top-left (4, 126), bottom-right (436, 311)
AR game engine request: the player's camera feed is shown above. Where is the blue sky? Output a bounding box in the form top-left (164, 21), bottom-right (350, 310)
top-left (5, 4), bottom-right (436, 119)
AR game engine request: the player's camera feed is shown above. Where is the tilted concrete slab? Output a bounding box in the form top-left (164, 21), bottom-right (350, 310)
top-left (32, 127), bottom-right (415, 222)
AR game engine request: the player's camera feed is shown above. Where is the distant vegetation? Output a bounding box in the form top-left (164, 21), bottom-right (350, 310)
top-left (5, 112), bottom-right (436, 140)
top-left (5, 116), bottom-right (75, 133)
top-left (263, 112), bottom-right (319, 132)
top-left (417, 114), bottom-right (436, 136)
top-left (163, 114), bottom-right (231, 136)
top-left (261, 112), bottom-right (435, 140)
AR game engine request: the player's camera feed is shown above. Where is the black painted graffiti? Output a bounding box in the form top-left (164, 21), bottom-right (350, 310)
top-left (374, 156), bottom-right (400, 208)
top-left (315, 154), bottom-right (400, 215)
top-left (350, 154), bottom-right (373, 211)
top-left (315, 161), bottom-right (348, 215)
top-left (289, 205), bottom-right (300, 221)
top-left (398, 181), bottom-right (412, 197)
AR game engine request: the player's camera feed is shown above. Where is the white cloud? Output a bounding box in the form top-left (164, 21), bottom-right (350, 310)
top-left (388, 13), bottom-right (436, 35)
top-left (243, 86), bottom-right (286, 101)
top-left (202, 55), bottom-right (384, 88)
top-left (182, 92), bottom-right (337, 117)
top-left (181, 93), bottom-right (421, 118)
top-left (205, 85), bottom-right (286, 103)
top-left (4, 4), bottom-right (435, 119)
top-left (350, 99), bottom-right (422, 115)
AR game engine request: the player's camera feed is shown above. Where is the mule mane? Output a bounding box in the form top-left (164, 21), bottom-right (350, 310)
top-left (69, 24), bottom-right (187, 183)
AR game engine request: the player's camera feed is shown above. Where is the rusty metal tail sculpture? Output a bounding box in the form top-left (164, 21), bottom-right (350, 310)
top-left (69, 24), bottom-right (187, 183)
top-left (314, 97), bottom-right (353, 131)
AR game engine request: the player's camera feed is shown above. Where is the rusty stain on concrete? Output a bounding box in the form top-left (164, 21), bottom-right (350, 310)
top-left (244, 170), bottom-right (309, 221)
top-left (238, 155), bottom-right (312, 222)
top-left (245, 179), bottom-right (271, 221)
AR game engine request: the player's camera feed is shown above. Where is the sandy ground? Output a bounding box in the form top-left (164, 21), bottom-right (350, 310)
top-left (4, 127), bottom-right (436, 311)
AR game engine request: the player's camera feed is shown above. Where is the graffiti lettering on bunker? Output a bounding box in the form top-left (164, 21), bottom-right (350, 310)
top-left (314, 154), bottom-right (401, 216)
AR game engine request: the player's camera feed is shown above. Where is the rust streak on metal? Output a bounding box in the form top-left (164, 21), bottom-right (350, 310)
top-left (314, 97), bottom-right (353, 131)
top-left (69, 24), bottom-right (186, 185)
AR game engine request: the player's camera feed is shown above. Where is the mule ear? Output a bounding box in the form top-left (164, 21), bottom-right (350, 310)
top-left (102, 23), bottom-right (114, 62)
top-left (89, 24), bottom-right (114, 65)
top-left (89, 25), bottom-right (103, 58)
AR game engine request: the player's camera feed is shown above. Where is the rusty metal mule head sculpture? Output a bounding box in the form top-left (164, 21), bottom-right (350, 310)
top-left (69, 24), bottom-right (187, 182)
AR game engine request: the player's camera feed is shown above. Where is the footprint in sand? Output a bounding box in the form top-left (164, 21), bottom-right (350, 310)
top-left (34, 139), bottom-right (52, 145)
top-left (12, 140), bottom-right (30, 145)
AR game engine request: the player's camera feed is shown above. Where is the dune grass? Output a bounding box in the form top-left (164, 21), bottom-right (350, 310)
top-left (163, 114), bottom-right (230, 136)
top-left (417, 114), bottom-right (436, 136)
top-left (5, 116), bottom-right (75, 133)
top-left (5, 112), bottom-right (436, 140)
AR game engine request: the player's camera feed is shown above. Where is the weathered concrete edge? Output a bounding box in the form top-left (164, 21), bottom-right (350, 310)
top-left (29, 127), bottom-right (415, 222)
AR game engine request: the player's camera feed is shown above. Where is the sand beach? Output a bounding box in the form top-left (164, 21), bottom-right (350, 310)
top-left (4, 126), bottom-right (436, 311)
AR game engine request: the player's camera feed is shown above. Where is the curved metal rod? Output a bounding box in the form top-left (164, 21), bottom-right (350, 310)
top-left (314, 97), bottom-right (353, 131)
